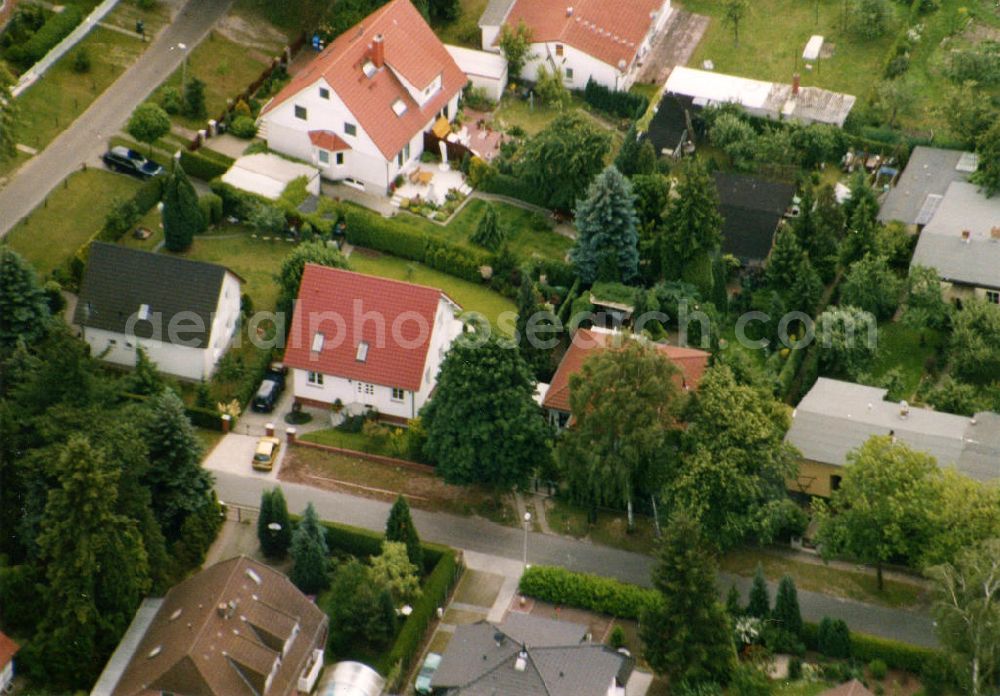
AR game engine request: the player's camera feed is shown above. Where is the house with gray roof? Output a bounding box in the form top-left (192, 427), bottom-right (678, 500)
top-left (73, 242), bottom-right (243, 381)
top-left (909, 181), bottom-right (1000, 304)
top-left (877, 146), bottom-right (977, 227)
top-left (431, 614), bottom-right (636, 696)
top-left (785, 378), bottom-right (1000, 497)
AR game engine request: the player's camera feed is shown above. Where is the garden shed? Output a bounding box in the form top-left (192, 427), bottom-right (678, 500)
top-left (221, 153), bottom-right (321, 201)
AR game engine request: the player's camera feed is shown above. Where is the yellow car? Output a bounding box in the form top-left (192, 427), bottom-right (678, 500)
top-left (252, 436), bottom-right (281, 471)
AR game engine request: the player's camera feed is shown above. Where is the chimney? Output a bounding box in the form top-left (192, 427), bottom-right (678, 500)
top-left (566, 6), bottom-right (574, 16)
top-left (961, 229), bottom-right (971, 243)
top-left (217, 603), bottom-right (228, 618)
top-left (792, 73), bottom-right (800, 97)
top-left (372, 34), bottom-right (384, 69)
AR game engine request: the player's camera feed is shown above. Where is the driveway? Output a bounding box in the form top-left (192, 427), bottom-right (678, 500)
top-left (236, 387), bottom-right (330, 438)
top-left (0, 0), bottom-right (233, 237)
top-left (203, 433), bottom-right (284, 482)
top-left (207, 465), bottom-right (940, 648)
top-left (634, 8), bottom-right (710, 86)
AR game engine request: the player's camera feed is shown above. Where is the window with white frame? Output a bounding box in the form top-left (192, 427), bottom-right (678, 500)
top-left (336, 152), bottom-right (344, 165)
top-left (344, 122), bottom-right (357, 137)
top-left (565, 68), bottom-right (574, 81)
top-left (294, 105), bottom-right (307, 120)
top-left (391, 387), bottom-right (405, 401)
top-left (319, 87), bottom-right (330, 99)
top-left (987, 290), bottom-right (1000, 304)
top-left (356, 341), bottom-right (369, 362)
top-left (312, 332), bottom-right (325, 352)
top-left (307, 371), bottom-right (324, 385)
top-left (318, 150), bottom-right (330, 166)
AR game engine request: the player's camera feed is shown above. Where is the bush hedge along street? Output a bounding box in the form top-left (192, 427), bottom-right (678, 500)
top-left (180, 148), bottom-right (234, 182)
top-left (518, 565), bottom-right (656, 619)
top-left (4, 5), bottom-right (83, 70)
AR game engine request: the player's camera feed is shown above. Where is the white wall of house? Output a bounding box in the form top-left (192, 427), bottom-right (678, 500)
top-left (82, 273), bottom-right (242, 382)
top-left (1, 660), bottom-right (14, 692)
top-left (291, 296), bottom-right (463, 420)
top-left (262, 77), bottom-right (460, 193)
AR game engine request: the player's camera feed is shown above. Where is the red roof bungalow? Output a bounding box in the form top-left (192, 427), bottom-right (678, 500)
top-left (542, 327), bottom-right (709, 428)
top-left (0, 630), bottom-right (20, 693)
top-left (283, 265), bottom-right (464, 423)
top-left (258, 0), bottom-right (466, 194)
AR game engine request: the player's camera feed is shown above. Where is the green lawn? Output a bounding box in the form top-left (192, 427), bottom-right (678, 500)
top-left (154, 31), bottom-right (276, 129)
top-left (870, 322), bottom-right (944, 401)
top-left (301, 427), bottom-right (406, 457)
top-left (545, 499), bottom-right (659, 554)
top-left (399, 198), bottom-right (571, 263)
top-left (1, 14), bottom-right (160, 178)
top-left (492, 95), bottom-right (588, 136)
top-left (772, 682), bottom-right (832, 696)
top-left (349, 249), bottom-right (516, 326)
top-left (7, 169), bottom-right (141, 276)
top-left (433, 0), bottom-right (487, 47)
top-left (682, 0), bottom-right (894, 101)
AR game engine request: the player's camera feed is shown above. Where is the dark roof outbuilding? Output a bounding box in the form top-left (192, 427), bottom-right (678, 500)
top-left (713, 172), bottom-right (796, 264)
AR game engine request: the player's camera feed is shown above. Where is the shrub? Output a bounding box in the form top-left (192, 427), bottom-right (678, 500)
top-left (72, 48), bottom-right (91, 73)
top-left (788, 657), bottom-right (803, 680)
top-left (582, 78), bottom-right (649, 119)
top-left (160, 86), bottom-right (183, 115)
top-left (179, 148), bottom-right (234, 182)
top-left (462, 84), bottom-right (493, 110)
top-left (478, 171), bottom-right (549, 208)
top-left (868, 658), bottom-right (888, 680)
top-left (200, 192), bottom-right (223, 225)
top-left (607, 625), bottom-right (626, 649)
top-left (229, 115), bottom-right (258, 139)
top-left (851, 0), bottom-right (893, 39)
top-left (518, 565), bottom-right (656, 619)
top-left (817, 617), bottom-right (851, 658)
top-left (4, 5), bottom-right (83, 71)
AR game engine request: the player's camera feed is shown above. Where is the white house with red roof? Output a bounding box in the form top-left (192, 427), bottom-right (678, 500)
top-left (258, 0), bottom-right (466, 194)
top-left (283, 265), bottom-right (464, 422)
top-left (479, 0), bottom-right (671, 91)
top-left (0, 630), bottom-right (19, 693)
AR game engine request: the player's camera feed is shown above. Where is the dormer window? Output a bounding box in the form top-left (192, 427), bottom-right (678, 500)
top-left (312, 332), bottom-right (325, 353)
top-left (356, 341), bottom-right (369, 362)
top-left (392, 99), bottom-right (407, 116)
top-left (363, 60), bottom-right (377, 78)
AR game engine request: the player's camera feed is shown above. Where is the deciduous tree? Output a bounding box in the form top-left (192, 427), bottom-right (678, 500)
top-left (369, 540), bottom-right (421, 603)
top-left (815, 436), bottom-right (939, 589)
top-left (422, 335), bottom-right (549, 490)
top-left (815, 305), bottom-right (877, 379)
top-left (276, 240), bottom-right (349, 315)
top-left (570, 165), bottom-right (640, 284)
top-left (840, 253), bottom-right (903, 320)
top-left (904, 264), bottom-right (950, 329)
top-left (557, 339), bottom-right (681, 528)
top-left (940, 81), bottom-right (997, 147)
top-left (126, 102), bottom-right (171, 157)
top-left (723, 0), bottom-right (750, 45)
top-left (641, 512), bottom-right (736, 685)
top-left (498, 20), bottom-right (533, 80)
top-left (0, 65), bottom-right (18, 162)
top-left (949, 299), bottom-right (1000, 384)
top-left (927, 538), bottom-right (1000, 696)
top-left (971, 120), bottom-right (1000, 197)
top-left (162, 162), bottom-right (203, 252)
top-left (326, 560), bottom-right (396, 652)
top-left (660, 159), bottom-right (723, 280)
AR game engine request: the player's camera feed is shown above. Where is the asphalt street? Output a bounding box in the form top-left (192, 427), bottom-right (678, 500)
top-left (0, 0), bottom-right (233, 237)
top-left (211, 469), bottom-right (939, 648)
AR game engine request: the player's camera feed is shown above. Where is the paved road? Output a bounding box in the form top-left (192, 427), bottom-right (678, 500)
top-left (0, 0), bottom-right (232, 237)
top-left (211, 468), bottom-right (939, 648)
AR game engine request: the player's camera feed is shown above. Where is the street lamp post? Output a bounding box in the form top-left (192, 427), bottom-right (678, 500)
top-left (522, 512), bottom-right (532, 570)
top-left (171, 42), bottom-right (189, 91)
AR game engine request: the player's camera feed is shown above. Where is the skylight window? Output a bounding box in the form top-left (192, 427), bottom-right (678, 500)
top-left (245, 568), bottom-right (262, 585)
top-left (392, 99), bottom-right (407, 116)
top-left (312, 333), bottom-right (325, 353)
top-left (169, 608), bottom-right (183, 621)
top-left (356, 341), bottom-right (369, 362)
top-left (148, 646), bottom-right (162, 659)
top-left (362, 60), bottom-right (377, 78)
top-left (138, 303), bottom-right (151, 320)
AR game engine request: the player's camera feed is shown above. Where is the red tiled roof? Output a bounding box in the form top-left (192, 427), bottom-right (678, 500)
top-left (0, 631), bottom-right (19, 668)
top-left (542, 328), bottom-right (709, 413)
top-left (283, 265), bottom-right (459, 392)
top-left (308, 130), bottom-right (351, 151)
top-left (262, 0), bottom-right (465, 160)
top-left (503, 0), bottom-right (665, 71)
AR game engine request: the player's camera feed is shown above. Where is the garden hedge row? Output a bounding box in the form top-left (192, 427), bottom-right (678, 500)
top-left (478, 172), bottom-right (550, 209)
top-left (581, 78), bottom-right (649, 120)
top-left (803, 620), bottom-right (952, 681)
top-left (318, 519), bottom-right (462, 679)
top-left (121, 392), bottom-right (226, 432)
top-left (4, 5), bottom-right (83, 71)
top-left (518, 565), bottom-right (656, 619)
top-left (233, 347), bottom-right (276, 409)
top-left (180, 148), bottom-right (234, 182)
top-left (343, 208), bottom-right (489, 284)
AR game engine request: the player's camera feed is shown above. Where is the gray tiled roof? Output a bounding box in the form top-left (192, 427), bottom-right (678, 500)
top-left (785, 378), bottom-right (999, 483)
top-left (478, 0), bottom-right (516, 27)
top-left (431, 618), bottom-right (631, 696)
top-left (73, 242), bottom-right (237, 349)
top-left (878, 146), bottom-right (973, 225)
top-left (909, 181), bottom-right (1000, 291)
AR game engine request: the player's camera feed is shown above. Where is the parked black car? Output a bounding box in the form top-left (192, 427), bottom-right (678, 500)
top-left (101, 146), bottom-right (164, 180)
top-left (251, 363), bottom-right (288, 413)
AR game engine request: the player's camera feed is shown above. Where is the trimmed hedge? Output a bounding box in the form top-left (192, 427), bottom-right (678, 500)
top-left (518, 565), bottom-right (656, 619)
top-left (581, 78), bottom-right (649, 120)
top-left (478, 172), bottom-right (550, 208)
top-left (4, 5), bottom-right (83, 71)
top-left (343, 208), bottom-right (490, 284)
top-left (318, 519), bottom-right (462, 679)
top-left (180, 148), bottom-right (234, 182)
